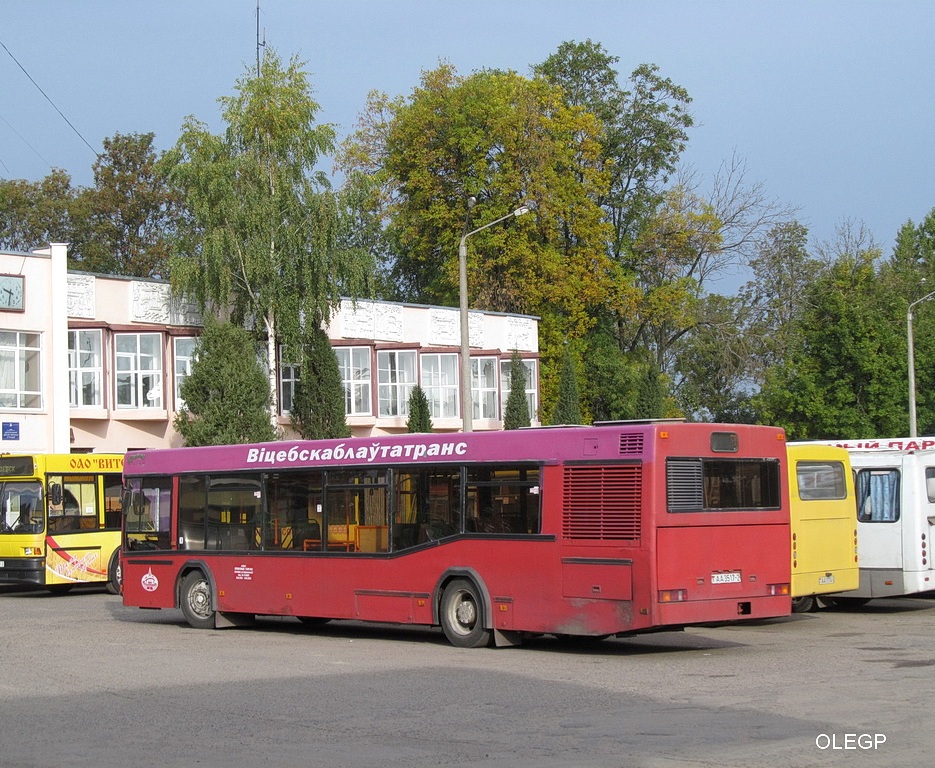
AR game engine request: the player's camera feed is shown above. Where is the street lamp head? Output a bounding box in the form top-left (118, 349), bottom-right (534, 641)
top-left (513, 205), bottom-right (530, 217)
top-left (467, 196), bottom-right (476, 210)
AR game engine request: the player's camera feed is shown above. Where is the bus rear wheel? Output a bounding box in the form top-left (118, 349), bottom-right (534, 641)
top-left (791, 595), bottom-right (816, 613)
top-left (440, 578), bottom-right (491, 648)
top-left (180, 571), bottom-right (216, 629)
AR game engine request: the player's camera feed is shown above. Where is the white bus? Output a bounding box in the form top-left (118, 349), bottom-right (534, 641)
top-left (794, 438), bottom-right (935, 606)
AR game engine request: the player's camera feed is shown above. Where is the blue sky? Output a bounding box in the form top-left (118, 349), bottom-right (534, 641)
top-left (3, 1), bottom-right (932, 288)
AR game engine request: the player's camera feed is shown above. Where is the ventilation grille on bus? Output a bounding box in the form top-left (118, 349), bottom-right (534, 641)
top-left (618, 432), bottom-right (644, 455)
top-left (562, 465), bottom-right (642, 540)
top-left (666, 459), bottom-right (704, 511)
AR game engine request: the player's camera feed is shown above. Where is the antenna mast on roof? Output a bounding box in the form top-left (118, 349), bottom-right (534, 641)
top-left (256, 1), bottom-right (266, 76)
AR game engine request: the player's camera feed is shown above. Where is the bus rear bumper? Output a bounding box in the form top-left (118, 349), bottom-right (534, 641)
top-left (656, 595), bottom-right (791, 625)
top-left (0, 558), bottom-right (45, 586)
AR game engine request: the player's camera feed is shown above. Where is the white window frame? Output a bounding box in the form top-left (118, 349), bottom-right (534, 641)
top-left (115, 332), bottom-right (163, 409)
top-left (378, 349), bottom-right (417, 418)
top-left (279, 345), bottom-right (300, 416)
top-left (500, 358), bottom-right (538, 422)
top-left (173, 336), bottom-right (198, 411)
top-left (421, 352), bottom-right (459, 419)
top-left (68, 329), bottom-right (103, 408)
top-left (0, 330), bottom-right (41, 409)
top-left (472, 356), bottom-right (499, 420)
top-left (335, 346), bottom-right (372, 416)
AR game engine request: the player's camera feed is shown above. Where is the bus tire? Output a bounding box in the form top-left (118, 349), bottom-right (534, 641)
top-left (180, 571), bottom-right (216, 629)
top-left (791, 595), bottom-right (816, 613)
top-left (819, 596), bottom-right (871, 610)
top-left (440, 578), bottom-right (491, 648)
top-left (106, 550), bottom-right (121, 595)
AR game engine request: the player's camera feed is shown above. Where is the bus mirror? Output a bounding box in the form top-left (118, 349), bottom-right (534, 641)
top-left (49, 483), bottom-right (62, 506)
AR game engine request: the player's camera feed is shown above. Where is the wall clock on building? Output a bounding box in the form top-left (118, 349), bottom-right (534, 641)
top-left (0, 274), bottom-right (24, 311)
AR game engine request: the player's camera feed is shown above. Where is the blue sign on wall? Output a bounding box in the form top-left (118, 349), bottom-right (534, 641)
top-left (1, 422), bottom-right (20, 441)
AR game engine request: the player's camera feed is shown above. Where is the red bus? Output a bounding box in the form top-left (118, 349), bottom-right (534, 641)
top-left (120, 422), bottom-right (791, 647)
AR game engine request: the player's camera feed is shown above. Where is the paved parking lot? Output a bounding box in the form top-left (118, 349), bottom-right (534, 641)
top-left (0, 585), bottom-right (931, 767)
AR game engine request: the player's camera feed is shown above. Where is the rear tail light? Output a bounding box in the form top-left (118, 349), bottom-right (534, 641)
top-left (768, 583), bottom-right (790, 596)
top-left (658, 589), bottom-right (687, 603)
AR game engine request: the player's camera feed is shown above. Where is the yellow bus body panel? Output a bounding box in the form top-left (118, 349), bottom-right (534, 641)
top-left (788, 444), bottom-right (860, 597)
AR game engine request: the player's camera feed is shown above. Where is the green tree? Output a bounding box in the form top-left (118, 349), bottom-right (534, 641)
top-left (289, 324), bottom-right (350, 440)
top-left (339, 63), bottom-right (616, 417)
top-left (551, 346), bottom-right (582, 424)
top-left (163, 49), bottom-right (369, 425)
top-left (74, 132), bottom-right (182, 278)
top-left (503, 351), bottom-right (531, 430)
top-left (535, 41), bottom-right (693, 255)
top-left (175, 319), bottom-right (278, 446)
top-left (753, 238), bottom-right (906, 439)
top-left (406, 385), bottom-right (433, 433)
top-left (634, 361), bottom-right (666, 419)
top-left (0, 169), bottom-right (78, 251)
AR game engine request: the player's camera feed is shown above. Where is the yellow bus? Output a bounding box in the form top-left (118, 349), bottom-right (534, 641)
top-left (787, 443), bottom-right (859, 611)
top-left (0, 453), bottom-right (124, 593)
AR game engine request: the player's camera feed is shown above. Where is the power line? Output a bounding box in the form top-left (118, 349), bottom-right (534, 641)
top-left (0, 37), bottom-right (100, 161)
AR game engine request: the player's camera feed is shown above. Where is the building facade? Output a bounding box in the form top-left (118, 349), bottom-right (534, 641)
top-left (0, 245), bottom-right (539, 454)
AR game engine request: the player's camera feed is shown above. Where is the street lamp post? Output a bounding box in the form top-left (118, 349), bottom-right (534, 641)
top-left (458, 203), bottom-right (531, 432)
top-left (908, 290), bottom-right (935, 437)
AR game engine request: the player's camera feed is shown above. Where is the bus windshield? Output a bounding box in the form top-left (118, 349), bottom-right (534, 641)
top-left (0, 482), bottom-right (44, 534)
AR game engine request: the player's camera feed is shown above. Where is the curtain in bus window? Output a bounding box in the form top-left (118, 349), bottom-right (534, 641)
top-left (856, 469), bottom-right (899, 522)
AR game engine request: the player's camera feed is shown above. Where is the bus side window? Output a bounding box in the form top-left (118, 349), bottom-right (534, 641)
top-left (856, 469), bottom-right (900, 522)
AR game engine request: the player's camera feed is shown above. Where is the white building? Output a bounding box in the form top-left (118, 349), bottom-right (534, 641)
top-left (0, 244), bottom-right (539, 453)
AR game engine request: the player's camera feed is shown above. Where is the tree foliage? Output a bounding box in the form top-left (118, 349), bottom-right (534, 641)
top-left (753, 235), bottom-right (907, 438)
top-left (503, 351), bottom-right (531, 430)
top-left (551, 346), bottom-right (583, 425)
top-left (406, 385), bottom-right (433, 433)
top-left (0, 169), bottom-right (78, 252)
top-left (74, 132), bottom-right (182, 277)
top-left (289, 324), bottom-right (350, 440)
top-left (163, 48), bottom-right (371, 422)
top-left (175, 319), bottom-right (278, 446)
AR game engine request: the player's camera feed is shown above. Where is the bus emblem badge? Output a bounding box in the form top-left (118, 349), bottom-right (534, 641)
top-left (141, 568), bottom-right (159, 592)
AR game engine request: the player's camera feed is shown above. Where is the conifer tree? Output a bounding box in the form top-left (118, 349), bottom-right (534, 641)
top-left (174, 318), bottom-right (278, 446)
top-left (503, 351), bottom-right (532, 430)
top-left (550, 346), bottom-right (582, 425)
top-left (406, 385), bottom-right (433, 433)
top-left (290, 325), bottom-right (351, 440)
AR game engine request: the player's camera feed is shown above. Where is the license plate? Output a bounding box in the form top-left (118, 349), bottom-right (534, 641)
top-left (712, 571), bottom-right (741, 584)
top-left (818, 574), bottom-right (836, 585)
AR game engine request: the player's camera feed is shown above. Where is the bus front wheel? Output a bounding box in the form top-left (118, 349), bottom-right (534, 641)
top-left (106, 550), bottom-right (121, 595)
top-left (440, 578), bottom-right (491, 648)
top-left (180, 571), bottom-right (216, 629)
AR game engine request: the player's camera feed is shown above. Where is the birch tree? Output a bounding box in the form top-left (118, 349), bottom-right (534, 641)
top-left (164, 49), bottom-right (367, 427)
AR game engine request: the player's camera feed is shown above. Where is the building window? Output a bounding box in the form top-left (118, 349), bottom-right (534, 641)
top-left (421, 353), bottom-right (459, 419)
top-left (115, 333), bottom-right (163, 409)
top-left (335, 346), bottom-right (372, 416)
top-left (500, 358), bottom-right (538, 422)
top-left (174, 336), bottom-right (198, 410)
top-left (68, 329), bottom-right (102, 408)
top-left (0, 330), bottom-right (41, 409)
top-left (472, 356), bottom-right (499, 420)
top-left (378, 349), bottom-right (417, 417)
top-left (279, 346), bottom-right (299, 415)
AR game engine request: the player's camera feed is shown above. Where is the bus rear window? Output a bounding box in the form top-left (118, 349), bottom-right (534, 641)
top-left (667, 458), bottom-right (781, 512)
top-left (796, 461), bottom-right (847, 500)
